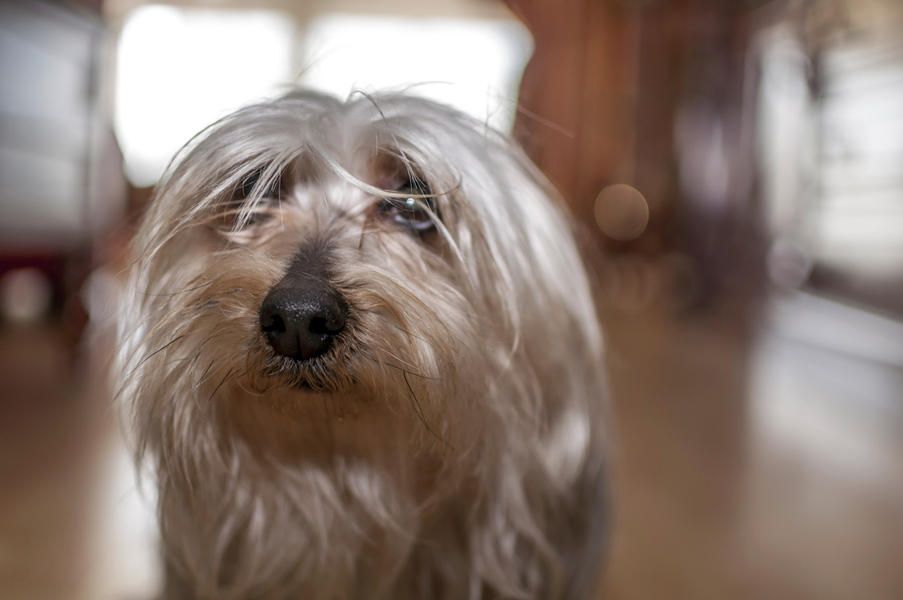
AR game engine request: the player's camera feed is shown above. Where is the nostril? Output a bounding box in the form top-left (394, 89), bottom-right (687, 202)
top-left (308, 316), bottom-right (330, 336)
top-left (261, 312), bottom-right (286, 334)
top-left (308, 309), bottom-right (346, 336)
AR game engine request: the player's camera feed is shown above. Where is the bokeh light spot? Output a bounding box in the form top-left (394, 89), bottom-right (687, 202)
top-left (0, 268), bottom-right (52, 323)
top-left (594, 184), bottom-right (650, 241)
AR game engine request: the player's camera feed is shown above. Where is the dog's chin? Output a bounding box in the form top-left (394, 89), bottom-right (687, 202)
top-left (291, 378), bottom-right (317, 392)
top-left (223, 349), bottom-right (399, 463)
top-left (264, 366), bottom-right (348, 395)
top-left (259, 346), bottom-right (355, 395)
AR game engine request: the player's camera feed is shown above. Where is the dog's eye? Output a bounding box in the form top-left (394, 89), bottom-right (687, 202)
top-left (241, 208), bottom-right (271, 228)
top-left (219, 198), bottom-right (274, 231)
top-left (378, 178), bottom-right (437, 233)
top-left (223, 168), bottom-right (283, 230)
top-left (237, 168), bottom-right (282, 201)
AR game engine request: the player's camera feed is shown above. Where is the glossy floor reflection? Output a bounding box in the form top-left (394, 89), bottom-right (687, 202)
top-left (0, 324), bottom-right (159, 600)
top-left (600, 293), bottom-right (903, 600)
top-left (1, 292), bottom-right (901, 599)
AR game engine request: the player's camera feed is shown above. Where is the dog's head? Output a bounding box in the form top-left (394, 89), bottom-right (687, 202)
top-left (119, 90), bottom-right (602, 479)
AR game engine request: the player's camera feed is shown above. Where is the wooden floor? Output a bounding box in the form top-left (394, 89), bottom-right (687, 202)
top-left (1, 292), bottom-right (902, 599)
top-left (599, 294), bottom-right (903, 600)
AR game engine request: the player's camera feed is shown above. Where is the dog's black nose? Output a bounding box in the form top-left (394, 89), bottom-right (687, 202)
top-left (259, 284), bottom-right (347, 361)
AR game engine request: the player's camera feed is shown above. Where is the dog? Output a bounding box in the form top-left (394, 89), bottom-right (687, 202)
top-left (117, 90), bottom-right (609, 599)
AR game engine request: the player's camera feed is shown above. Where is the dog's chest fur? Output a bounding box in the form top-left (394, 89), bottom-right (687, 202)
top-left (159, 413), bottom-right (605, 600)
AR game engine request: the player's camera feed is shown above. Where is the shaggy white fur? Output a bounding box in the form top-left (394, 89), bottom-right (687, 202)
top-left (117, 90), bottom-right (609, 599)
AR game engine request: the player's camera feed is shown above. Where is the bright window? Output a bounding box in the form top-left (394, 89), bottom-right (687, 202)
top-left (114, 7), bottom-right (532, 188)
top-left (115, 6), bottom-right (294, 186)
top-left (298, 14), bottom-right (532, 133)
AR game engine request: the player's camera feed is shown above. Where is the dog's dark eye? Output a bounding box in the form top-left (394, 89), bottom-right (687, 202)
top-left (237, 168), bottom-right (282, 201)
top-left (225, 168), bottom-right (283, 230)
top-left (378, 179), bottom-right (437, 233)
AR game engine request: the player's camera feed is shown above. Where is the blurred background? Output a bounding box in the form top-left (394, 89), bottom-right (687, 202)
top-left (1, 0), bottom-right (902, 598)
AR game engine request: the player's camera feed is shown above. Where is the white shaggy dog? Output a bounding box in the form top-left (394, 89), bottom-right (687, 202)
top-left (117, 90), bottom-right (609, 599)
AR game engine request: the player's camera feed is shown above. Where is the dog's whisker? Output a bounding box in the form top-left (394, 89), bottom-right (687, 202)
top-left (384, 321), bottom-right (438, 348)
top-left (205, 368), bottom-right (235, 404)
top-left (401, 370), bottom-right (452, 451)
top-left (143, 279), bottom-right (216, 298)
top-left (359, 348), bottom-right (440, 382)
top-left (231, 370), bottom-right (267, 397)
top-left (122, 335), bottom-right (186, 388)
top-left (194, 359), bottom-right (218, 392)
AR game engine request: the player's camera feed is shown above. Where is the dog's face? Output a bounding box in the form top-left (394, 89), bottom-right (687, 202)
top-left (118, 91), bottom-right (607, 597)
top-left (121, 91), bottom-right (601, 484)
